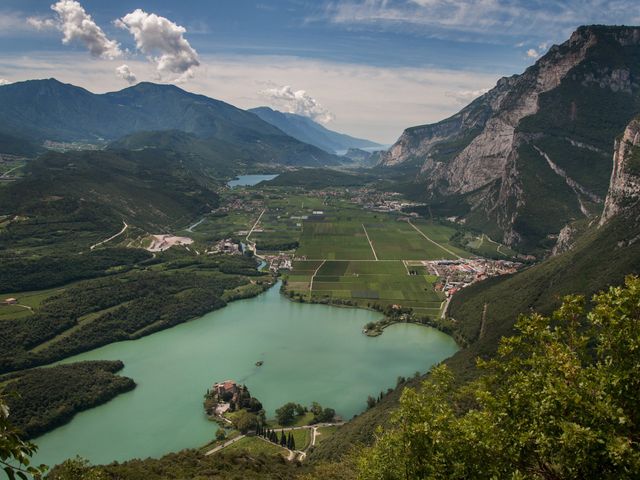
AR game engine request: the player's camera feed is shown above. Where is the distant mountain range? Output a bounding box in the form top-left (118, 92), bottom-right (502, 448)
top-left (380, 25), bottom-right (640, 253)
top-left (0, 79), bottom-right (340, 167)
top-left (248, 106), bottom-right (382, 154)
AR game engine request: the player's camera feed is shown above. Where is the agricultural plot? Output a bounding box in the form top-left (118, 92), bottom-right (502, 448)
top-left (286, 215), bottom-right (475, 314)
top-left (364, 221), bottom-right (460, 260)
top-left (287, 260), bottom-right (444, 315)
top-left (296, 218), bottom-right (376, 260)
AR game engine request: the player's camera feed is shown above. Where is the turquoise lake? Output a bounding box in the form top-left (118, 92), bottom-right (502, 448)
top-left (32, 282), bottom-right (458, 467)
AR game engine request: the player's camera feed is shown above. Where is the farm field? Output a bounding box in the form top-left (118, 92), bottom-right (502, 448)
top-left (285, 260), bottom-right (444, 315)
top-left (284, 214), bottom-right (479, 315)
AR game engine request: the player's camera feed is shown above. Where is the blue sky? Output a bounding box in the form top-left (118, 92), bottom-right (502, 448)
top-left (0, 1), bottom-right (637, 142)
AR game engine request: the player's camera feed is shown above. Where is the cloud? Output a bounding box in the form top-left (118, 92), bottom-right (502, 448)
top-left (321, 0), bottom-right (640, 44)
top-left (115, 64), bottom-right (137, 85)
top-left (445, 87), bottom-right (490, 105)
top-left (526, 43), bottom-right (549, 59)
top-left (29, 1), bottom-right (123, 59)
top-left (26, 16), bottom-right (57, 30)
top-left (0, 78), bottom-right (11, 86)
top-left (116, 9), bottom-right (200, 83)
top-left (526, 48), bottom-right (540, 59)
top-left (258, 85), bottom-right (335, 124)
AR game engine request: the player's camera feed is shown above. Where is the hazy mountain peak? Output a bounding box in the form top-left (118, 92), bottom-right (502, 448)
top-left (249, 106), bottom-right (381, 154)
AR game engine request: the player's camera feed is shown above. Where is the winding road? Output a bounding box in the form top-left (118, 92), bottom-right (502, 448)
top-left (90, 221), bottom-right (129, 250)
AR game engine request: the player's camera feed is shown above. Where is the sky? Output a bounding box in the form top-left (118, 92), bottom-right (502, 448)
top-left (0, 1), bottom-right (638, 144)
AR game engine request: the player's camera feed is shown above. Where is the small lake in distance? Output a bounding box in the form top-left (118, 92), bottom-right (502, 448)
top-left (227, 174), bottom-right (279, 188)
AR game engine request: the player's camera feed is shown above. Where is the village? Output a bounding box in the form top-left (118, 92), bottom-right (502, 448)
top-left (423, 258), bottom-right (523, 297)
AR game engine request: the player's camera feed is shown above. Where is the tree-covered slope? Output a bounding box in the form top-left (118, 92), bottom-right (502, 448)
top-left (0, 79), bottom-right (340, 167)
top-left (0, 148), bottom-right (219, 233)
top-left (1, 361), bottom-right (135, 439)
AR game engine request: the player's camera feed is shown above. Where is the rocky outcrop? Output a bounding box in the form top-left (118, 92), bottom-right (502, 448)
top-left (552, 224), bottom-right (578, 256)
top-left (600, 117), bottom-right (640, 224)
top-left (381, 25), bottom-right (640, 250)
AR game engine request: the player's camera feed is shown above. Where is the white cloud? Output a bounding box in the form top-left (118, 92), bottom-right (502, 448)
top-left (445, 87), bottom-right (490, 105)
top-left (0, 78), bottom-right (11, 85)
top-left (26, 16), bottom-right (57, 30)
top-left (258, 85), bottom-right (335, 124)
top-left (116, 9), bottom-right (199, 83)
top-left (115, 64), bottom-right (137, 85)
top-left (31, 1), bottom-right (123, 59)
top-left (526, 48), bottom-right (540, 59)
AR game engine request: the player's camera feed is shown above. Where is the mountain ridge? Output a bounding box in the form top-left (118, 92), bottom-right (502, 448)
top-left (249, 106), bottom-right (381, 154)
top-left (380, 25), bottom-right (640, 252)
top-left (0, 79), bottom-right (340, 167)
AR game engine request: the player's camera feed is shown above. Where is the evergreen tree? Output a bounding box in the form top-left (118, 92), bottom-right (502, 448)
top-left (280, 430), bottom-right (287, 447)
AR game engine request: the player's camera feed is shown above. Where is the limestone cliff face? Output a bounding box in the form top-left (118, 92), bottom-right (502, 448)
top-left (381, 25), bottom-right (640, 249)
top-left (600, 117), bottom-right (640, 224)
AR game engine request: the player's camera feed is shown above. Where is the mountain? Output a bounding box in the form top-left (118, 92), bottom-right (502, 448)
top-left (381, 25), bottom-right (640, 252)
top-left (0, 147), bottom-right (219, 243)
top-left (0, 79), bottom-right (340, 167)
top-left (248, 106), bottom-right (381, 154)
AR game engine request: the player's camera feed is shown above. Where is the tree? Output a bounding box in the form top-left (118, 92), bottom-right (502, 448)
top-left (358, 276), bottom-right (640, 479)
top-left (294, 403), bottom-right (306, 416)
top-left (232, 410), bottom-right (257, 434)
top-left (366, 395), bottom-right (376, 410)
top-left (47, 457), bottom-right (104, 480)
top-left (0, 395), bottom-right (47, 479)
top-left (275, 402), bottom-right (297, 426)
top-left (310, 401), bottom-right (323, 416)
top-left (215, 428), bottom-right (226, 441)
top-left (316, 407), bottom-right (335, 423)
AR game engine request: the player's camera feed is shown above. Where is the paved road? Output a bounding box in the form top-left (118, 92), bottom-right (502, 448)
top-left (90, 220), bottom-right (128, 250)
top-left (361, 224), bottom-right (379, 260)
top-left (246, 209), bottom-right (266, 241)
top-left (204, 434), bottom-right (245, 456)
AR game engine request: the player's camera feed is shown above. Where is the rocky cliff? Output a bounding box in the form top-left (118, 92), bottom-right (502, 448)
top-left (382, 26), bottom-right (640, 251)
top-left (600, 116), bottom-right (640, 224)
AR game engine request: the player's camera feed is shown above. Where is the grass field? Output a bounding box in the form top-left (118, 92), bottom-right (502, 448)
top-left (315, 425), bottom-right (338, 445)
top-left (290, 428), bottom-right (311, 450)
top-left (224, 436), bottom-right (287, 456)
top-left (463, 233), bottom-right (518, 258)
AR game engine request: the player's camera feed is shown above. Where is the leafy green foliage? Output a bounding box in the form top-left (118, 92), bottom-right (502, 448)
top-left (358, 277), bottom-right (640, 479)
top-left (0, 248), bottom-right (151, 292)
top-left (51, 450), bottom-right (301, 480)
top-left (1, 361), bottom-right (135, 439)
top-left (0, 396), bottom-right (47, 480)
